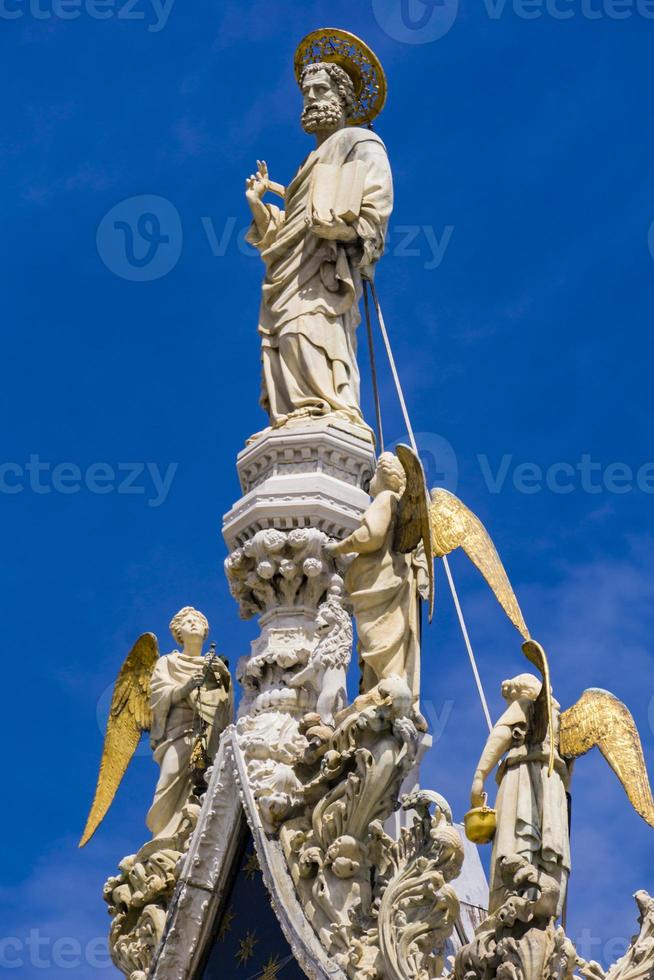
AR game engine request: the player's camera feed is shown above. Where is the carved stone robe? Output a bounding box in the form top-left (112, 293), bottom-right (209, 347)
top-left (247, 127), bottom-right (393, 425)
top-left (343, 490), bottom-right (425, 702)
top-left (490, 697), bottom-right (571, 917)
top-left (146, 652), bottom-right (231, 840)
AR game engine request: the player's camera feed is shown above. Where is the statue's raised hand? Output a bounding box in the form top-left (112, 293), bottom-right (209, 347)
top-left (175, 671), bottom-right (205, 702)
top-left (245, 160), bottom-right (270, 201)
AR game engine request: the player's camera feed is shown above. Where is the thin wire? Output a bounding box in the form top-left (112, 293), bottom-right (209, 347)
top-left (363, 279), bottom-right (384, 451)
top-left (368, 280), bottom-right (418, 455)
top-left (442, 555), bottom-right (493, 733)
top-left (368, 279), bottom-right (493, 733)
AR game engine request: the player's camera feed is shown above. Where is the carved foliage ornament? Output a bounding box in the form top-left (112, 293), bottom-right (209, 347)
top-left (277, 679), bottom-right (465, 980)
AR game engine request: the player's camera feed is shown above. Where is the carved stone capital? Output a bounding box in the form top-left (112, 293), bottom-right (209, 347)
top-left (226, 526), bottom-right (342, 621)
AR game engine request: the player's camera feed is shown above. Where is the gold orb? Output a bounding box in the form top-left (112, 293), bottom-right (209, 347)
top-left (464, 805), bottom-right (497, 845)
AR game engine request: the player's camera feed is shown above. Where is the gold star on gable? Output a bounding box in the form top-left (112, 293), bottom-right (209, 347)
top-left (235, 930), bottom-right (258, 966)
top-left (218, 906), bottom-right (235, 942)
top-left (261, 954), bottom-right (282, 979)
top-left (243, 850), bottom-right (260, 880)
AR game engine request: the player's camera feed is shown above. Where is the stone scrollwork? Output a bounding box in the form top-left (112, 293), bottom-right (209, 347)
top-left (104, 802), bottom-right (202, 980)
top-left (371, 791), bottom-right (464, 980)
top-left (451, 873), bottom-right (654, 980)
top-left (276, 677), bottom-right (465, 979)
top-left (575, 891), bottom-right (654, 980)
top-left (451, 854), bottom-right (577, 980)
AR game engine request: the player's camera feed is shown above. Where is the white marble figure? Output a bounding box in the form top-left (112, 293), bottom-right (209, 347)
top-left (287, 592), bottom-right (352, 724)
top-left (147, 607), bottom-right (232, 839)
top-left (245, 62), bottom-right (393, 429)
top-left (470, 673), bottom-right (571, 919)
top-left (329, 452), bottom-right (428, 718)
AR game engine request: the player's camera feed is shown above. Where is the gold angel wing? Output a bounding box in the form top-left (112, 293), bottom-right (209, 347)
top-left (429, 488), bottom-right (530, 641)
top-left (559, 689), bottom-right (654, 828)
top-left (522, 639), bottom-right (555, 776)
top-left (79, 633), bottom-right (159, 847)
top-left (393, 444), bottom-right (435, 621)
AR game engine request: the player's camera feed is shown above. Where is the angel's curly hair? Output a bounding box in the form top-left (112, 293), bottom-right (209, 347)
top-left (169, 606), bottom-right (209, 647)
top-left (502, 673), bottom-right (542, 702)
top-left (300, 62), bottom-right (357, 118)
top-left (375, 452), bottom-right (406, 494)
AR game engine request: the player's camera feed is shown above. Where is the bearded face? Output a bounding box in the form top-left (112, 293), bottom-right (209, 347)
top-left (301, 67), bottom-right (346, 134)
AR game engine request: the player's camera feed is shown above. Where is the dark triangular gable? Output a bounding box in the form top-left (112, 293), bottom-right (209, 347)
top-left (198, 834), bottom-right (307, 979)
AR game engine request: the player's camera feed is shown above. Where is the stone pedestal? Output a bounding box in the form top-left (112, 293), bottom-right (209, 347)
top-left (222, 417), bottom-right (375, 828)
top-left (222, 416), bottom-right (375, 550)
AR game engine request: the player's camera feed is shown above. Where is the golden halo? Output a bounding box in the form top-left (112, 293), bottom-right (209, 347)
top-left (294, 28), bottom-right (387, 127)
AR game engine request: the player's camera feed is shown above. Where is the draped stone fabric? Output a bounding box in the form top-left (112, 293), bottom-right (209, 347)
top-left (246, 127), bottom-right (393, 425)
top-left (343, 490), bottom-right (424, 702)
top-left (489, 698), bottom-right (571, 917)
top-left (146, 652), bottom-right (230, 839)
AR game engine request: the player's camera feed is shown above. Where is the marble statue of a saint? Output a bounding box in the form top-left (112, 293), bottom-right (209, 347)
top-left (471, 673), bottom-right (571, 918)
top-left (245, 61), bottom-right (393, 430)
top-left (147, 607), bottom-right (232, 839)
top-left (330, 452), bottom-right (428, 721)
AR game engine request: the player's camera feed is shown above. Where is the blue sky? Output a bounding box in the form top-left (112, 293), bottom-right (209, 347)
top-left (2, 0), bottom-right (653, 975)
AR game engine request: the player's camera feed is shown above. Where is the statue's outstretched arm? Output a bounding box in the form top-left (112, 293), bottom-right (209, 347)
top-left (471, 723), bottom-right (514, 807)
top-left (331, 494), bottom-right (393, 556)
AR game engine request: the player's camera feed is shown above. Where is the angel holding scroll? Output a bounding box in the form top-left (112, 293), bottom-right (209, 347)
top-left (80, 606), bottom-right (233, 847)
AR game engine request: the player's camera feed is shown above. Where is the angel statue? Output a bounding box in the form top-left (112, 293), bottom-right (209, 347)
top-left (329, 444), bottom-right (547, 722)
top-left (329, 451), bottom-right (430, 724)
top-left (80, 606), bottom-right (233, 848)
top-left (469, 641), bottom-right (654, 921)
top-left (245, 29), bottom-right (392, 432)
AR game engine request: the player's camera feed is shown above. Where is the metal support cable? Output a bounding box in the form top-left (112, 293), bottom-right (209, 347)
top-left (367, 280), bottom-right (493, 733)
top-left (442, 555), bottom-right (493, 733)
top-left (363, 279), bottom-right (385, 452)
